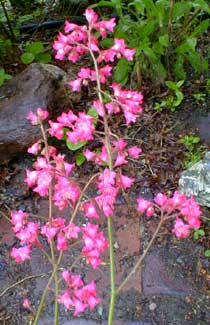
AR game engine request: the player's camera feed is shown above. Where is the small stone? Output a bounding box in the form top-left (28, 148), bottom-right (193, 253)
top-left (149, 303), bottom-right (157, 311)
top-left (114, 242), bottom-right (119, 249)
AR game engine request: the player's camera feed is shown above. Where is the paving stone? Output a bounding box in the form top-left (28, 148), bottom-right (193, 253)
top-left (143, 251), bottom-right (191, 296)
top-left (38, 317), bottom-right (150, 325)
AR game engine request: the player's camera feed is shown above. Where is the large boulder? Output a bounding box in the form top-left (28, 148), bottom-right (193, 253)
top-left (179, 151), bottom-right (210, 207)
top-left (0, 63), bottom-right (80, 164)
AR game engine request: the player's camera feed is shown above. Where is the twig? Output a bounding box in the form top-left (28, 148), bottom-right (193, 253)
top-left (0, 273), bottom-right (48, 298)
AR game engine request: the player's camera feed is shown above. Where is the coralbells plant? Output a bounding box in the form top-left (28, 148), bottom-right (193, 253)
top-left (9, 9), bottom-right (202, 325)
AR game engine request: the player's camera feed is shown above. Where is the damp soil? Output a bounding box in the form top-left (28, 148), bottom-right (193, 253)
top-left (0, 88), bottom-right (210, 325)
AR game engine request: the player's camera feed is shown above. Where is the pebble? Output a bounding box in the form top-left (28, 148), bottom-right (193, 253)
top-left (149, 303), bottom-right (157, 311)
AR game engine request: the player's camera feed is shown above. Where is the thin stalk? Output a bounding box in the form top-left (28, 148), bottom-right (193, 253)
top-left (173, 8), bottom-right (201, 42)
top-left (117, 215), bottom-right (164, 293)
top-left (88, 28), bottom-right (116, 323)
top-left (69, 172), bottom-right (100, 224)
top-left (54, 271), bottom-right (59, 325)
top-left (0, 0), bottom-right (16, 41)
top-left (136, 57), bottom-right (142, 90)
top-left (166, 0), bottom-right (174, 78)
top-left (33, 253), bottom-right (62, 325)
top-left (107, 217), bottom-right (116, 325)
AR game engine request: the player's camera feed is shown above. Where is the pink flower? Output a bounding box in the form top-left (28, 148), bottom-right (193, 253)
top-left (128, 146), bottom-right (142, 159)
top-left (154, 193), bottom-right (168, 207)
top-left (23, 298), bottom-right (32, 310)
top-left (146, 206), bottom-right (155, 217)
top-left (57, 232), bottom-right (68, 251)
top-left (10, 246), bottom-right (31, 263)
top-left (82, 223), bottom-right (108, 268)
top-left (11, 210), bottom-right (28, 233)
top-left (25, 169), bottom-right (39, 188)
top-left (117, 174), bottom-right (135, 189)
top-left (95, 145), bottom-right (109, 165)
top-left (69, 78), bottom-right (82, 92)
top-left (48, 121), bottom-right (64, 139)
top-left (114, 152), bottom-right (128, 167)
top-left (16, 222), bottom-right (38, 245)
top-left (137, 197), bottom-right (153, 214)
top-left (41, 218), bottom-right (65, 242)
top-left (64, 223), bottom-right (80, 240)
top-left (99, 65), bottom-right (112, 83)
top-left (83, 149), bottom-right (95, 161)
top-left (113, 138), bottom-right (127, 151)
top-left (82, 201), bottom-right (99, 219)
top-left (84, 8), bottom-right (98, 26)
top-left (53, 177), bottom-right (81, 210)
top-left (27, 111), bottom-right (39, 125)
top-left (92, 100), bottom-right (105, 117)
top-left (27, 108), bottom-right (48, 125)
top-left (172, 218), bottom-right (190, 238)
top-left (28, 142), bottom-right (40, 155)
top-left (64, 21), bottom-right (78, 33)
top-left (57, 111), bottom-right (77, 125)
top-left (95, 18), bottom-right (116, 37)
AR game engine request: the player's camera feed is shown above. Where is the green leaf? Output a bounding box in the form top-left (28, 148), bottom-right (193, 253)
top-left (174, 91), bottom-right (184, 107)
top-left (21, 52), bottom-right (35, 64)
top-left (76, 152), bottom-right (86, 166)
top-left (204, 250), bottom-right (210, 257)
top-left (173, 2), bottom-right (191, 20)
top-left (165, 80), bottom-right (177, 91)
top-left (87, 107), bottom-right (99, 119)
top-left (141, 44), bottom-right (156, 61)
top-left (175, 37), bottom-right (197, 54)
top-left (90, 1), bottom-right (117, 8)
top-left (192, 0), bottom-right (210, 13)
top-left (25, 41), bottom-right (44, 55)
top-left (176, 80), bottom-right (185, 88)
top-left (128, 0), bottom-right (145, 14)
top-left (114, 57), bottom-right (132, 85)
top-left (66, 140), bottom-right (86, 151)
top-left (36, 53), bottom-right (52, 63)
top-left (192, 19), bottom-right (209, 37)
top-left (159, 34), bottom-right (169, 47)
top-left (0, 68), bottom-right (11, 86)
top-left (100, 38), bottom-right (114, 48)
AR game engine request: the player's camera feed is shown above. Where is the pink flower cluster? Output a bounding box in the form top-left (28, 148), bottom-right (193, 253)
top-left (105, 83), bottom-right (143, 125)
top-left (10, 210), bottom-right (37, 262)
top-left (10, 209), bottom-right (81, 261)
top-left (84, 138), bottom-right (142, 168)
top-left (82, 222), bottom-right (109, 268)
top-left (49, 110), bottom-right (95, 144)
top-left (27, 107), bottom-right (49, 125)
top-left (41, 219), bottom-right (80, 251)
top-left (137, 191), bottom-right (202, 238)
top-left (53, 8), bottom-right (135, 65)
top-left (58, 270), bottom-right (100, 315)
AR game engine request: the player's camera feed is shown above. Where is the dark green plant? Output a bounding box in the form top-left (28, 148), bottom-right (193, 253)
top-left (179, 134), bottom-right (202, 168)
top-left (92, 0), bottom-right (210, 86)
top-left (20, 41), bottom-right (52, 64)
top-left (193, 92), bottom-right (206, 103)
top-left (155, 80), bottom-right (184, 112)
top-left (0, 68), bottom-right (11, 86)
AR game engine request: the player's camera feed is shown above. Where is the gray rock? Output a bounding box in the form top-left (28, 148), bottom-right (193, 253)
top-left (179, 151), bottom-right (210, 207)
top-left (0, 63), bottom-right (80, 164)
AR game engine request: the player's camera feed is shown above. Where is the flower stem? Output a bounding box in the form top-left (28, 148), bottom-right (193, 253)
top-left (33, 253), bottom-right (62, 325)
top-left (88, 28), bottom-right (116, 323)
top-left (54, 270), bottom-right (59, 325)
top-left (107, 216), bottom-right (116, 325)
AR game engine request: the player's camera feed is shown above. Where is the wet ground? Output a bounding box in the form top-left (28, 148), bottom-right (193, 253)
top-left (0, 92), bottom-right (210, 324)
